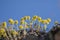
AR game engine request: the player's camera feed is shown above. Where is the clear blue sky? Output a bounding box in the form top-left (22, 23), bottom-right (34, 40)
top-left (0, 0), bottom-right (60, 32)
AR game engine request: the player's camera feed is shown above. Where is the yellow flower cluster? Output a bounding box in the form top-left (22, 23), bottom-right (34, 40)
top-left (2, 22), bottom-right (7, 28)
top-left (32, 15), bottom-right (38, 21)
top-left (37, 16), bottom-right (42, 22)
top-left (0, 15), bottom-right (52, 38)
top-left (31, 15), bottom-right (51, 24)
top-left (14, 20), bottom-right (18, 25)
top-left (11, 30), bottom-right (18, 35)
top-left (39, 18), bottom-right (51, 30)
top-left (8, 19), bottom-right (14, 25)
top-left (41, 20), bottom-right (49, 24)
top-left (20, 21), bottom-right (25, 25)
top-left (19, 25), bottom-right (23, 29)
top-left (20, 17), bottom-right (25, 25)
top-left (0, 28), bottom-right (7, 37)
top-left (20, 15), bottom-right (51, 30)
top-left (20, 16), bottom-right (30, 25)
top-left (24, 16), bottom-right (30, 20)
top-left (27, 16), bottom-right (30, 20)
top-left (21, 16), bottom-right (30, 21)
top-left (8, 19), bottom-right (19, 25)
top-left (47, 18), bottom-right (51, 22)
top-left (41, 18), bottom-right (51, 25)
top-left (32, 15), bottom-right (42, 23)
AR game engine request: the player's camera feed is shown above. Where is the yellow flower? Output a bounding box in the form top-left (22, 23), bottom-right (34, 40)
top-left (27, 16), bottom-right (30, 20)
top-left (37, 16), bottom-right (42, 22)
top-left (19, 25), bottom-right (23, 29)
top-left (44, 20), bottom-right (49, 24)
top-left (33, 15), bottom-right (38, 18)
top-left (14, 20), bottom-right (18, 25)
top-left (46, 21), bottom-right (49, 24)
top-left (2, 22), bottom-right (7, 28)
top-left (0, 28), bottom-right (6, 37)
top-left (0, 28), bottom-right (5, 33)
top-left (8, 19), bottom-right (14, 25)
top-left (21, 17), bottom-right (25, 21)
top-left (20, 21), bottom-right (25, 25)
top-left (40, 20), bottom-right (44, 24)
top-left (32, 15), bottom-right (38, 21)
top-left (24, 16), bottom-right (27, 20)
top-left (47, 18), bottom-right (51, 22)
top-left (3, 33), bottom-right (7, 37)
top-left (41, 20), bottom-right (49, 24)
top-left (11, 21), bottom-right (14, 25)
top-left (11, 30), bottom-right (18, 35)
top-left (9, 19), bottom-right (13, 23)
top-left (32, 18), bottom-right (36, 21)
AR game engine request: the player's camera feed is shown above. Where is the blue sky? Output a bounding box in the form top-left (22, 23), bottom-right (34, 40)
top-left (0, 0), bottom-right (60, 32)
